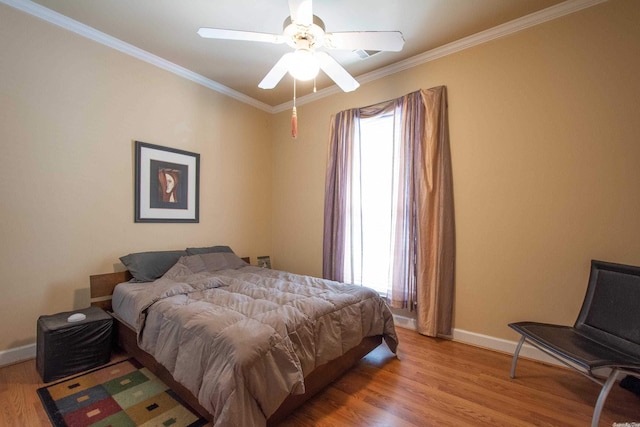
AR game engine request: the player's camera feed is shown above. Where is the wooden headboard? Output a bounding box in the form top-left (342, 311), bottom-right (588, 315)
top-left (90, 270), bottom-right (132, 311)
top-left (90, 257), bottom-right (250, 311)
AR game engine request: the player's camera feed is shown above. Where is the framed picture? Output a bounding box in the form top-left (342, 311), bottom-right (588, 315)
top-left (257, 256), bottom-right (271, 269)
top-left (134, 141), bottom-right (200, 223)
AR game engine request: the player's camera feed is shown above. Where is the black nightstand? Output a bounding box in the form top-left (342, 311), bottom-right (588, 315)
top-left (36, 306), bottom-right (113, 383)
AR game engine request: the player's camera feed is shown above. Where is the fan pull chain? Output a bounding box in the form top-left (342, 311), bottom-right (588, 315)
top-left (291, 79), bottom-right (298, 139)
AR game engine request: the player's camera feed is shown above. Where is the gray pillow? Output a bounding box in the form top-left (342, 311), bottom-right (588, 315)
top-left (200, 252), bottom-right (248, 271)
top-left (177, 252), bottom-right (249, 275)
top-left (120, 250), bottom-right (187, 282)
top-left (185, 245), bottom-right (234, 255)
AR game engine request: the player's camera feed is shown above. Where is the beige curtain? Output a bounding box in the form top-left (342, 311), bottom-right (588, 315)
top-left (416, 86), bottom-right (455, 337)
top-left (323, 86), bottom-right (454, 337)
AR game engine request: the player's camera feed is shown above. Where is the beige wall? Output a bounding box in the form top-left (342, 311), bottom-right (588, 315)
top-left (0, 5), bottom-right (272, 352)
top-left (2, 0), bottom-right (639, 355)
top-left (271, 0), bottom-right (640, 341)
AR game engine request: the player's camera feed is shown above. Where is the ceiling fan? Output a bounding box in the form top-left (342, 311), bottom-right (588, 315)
top-left (197, 0), bottom-right (405, 93)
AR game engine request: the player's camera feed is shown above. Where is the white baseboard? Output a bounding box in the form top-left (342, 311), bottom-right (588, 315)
top-left (392, 314), bottom-right (563, 367)
top-left (392, 313), bottom-right (418, 331)
top-left (1, 317), bottom-right (562, 369)
top-left (451, 328), bottom-right (563, 367)
top-left (0, 343), bottom-right (36, 367)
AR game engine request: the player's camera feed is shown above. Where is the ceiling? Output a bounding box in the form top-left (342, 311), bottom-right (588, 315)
top-left (12, 0), bottom-right (588, 110)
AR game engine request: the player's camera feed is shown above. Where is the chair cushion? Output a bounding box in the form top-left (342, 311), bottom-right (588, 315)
top-left (509, 321), bottom-right (640, 370)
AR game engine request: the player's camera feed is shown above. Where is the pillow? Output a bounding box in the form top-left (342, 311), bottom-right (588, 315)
top-left (119, 250), bottom-right (187, 282)
top-left (198, 252), bottom-right (249, 271)
top-left (185, 245), bottom-right (235, 255)
top-left (179, 254), bottom-right (208, 274)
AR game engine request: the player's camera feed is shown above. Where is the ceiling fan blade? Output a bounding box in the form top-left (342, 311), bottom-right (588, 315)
top-left (315, 51), bottom-right (359, 92)
top-left (324, 31), bottom-right (405, 52)
top-left (197, 27), bottom-right (285, 44)
top-left (288, 0), bottom-right (313, 26)
top-left (259, 53), bottom-right (293, 89)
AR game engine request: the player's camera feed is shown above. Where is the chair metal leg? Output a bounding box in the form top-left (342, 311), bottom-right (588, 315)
top-left (510, 336), bottom-right (526, 379)
top-left (591, 368), bottom-right (620, 427)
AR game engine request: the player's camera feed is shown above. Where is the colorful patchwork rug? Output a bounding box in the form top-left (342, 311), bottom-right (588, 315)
top-left (37, 358), bottom-right (207, 427)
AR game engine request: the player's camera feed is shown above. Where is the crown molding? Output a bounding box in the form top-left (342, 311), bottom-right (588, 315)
top-left (1, 0), bottom-right (274, 112)
top-left (3, 0), bottom-right (606, 115)
top-left (356, 0), bottom-right (608, 87)
top-left (273, 0), bottom-right (607, 112)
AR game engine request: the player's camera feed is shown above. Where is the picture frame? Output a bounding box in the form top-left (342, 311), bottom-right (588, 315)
top-left (134, 141), bottom-right (200, 223)
top-left (257, 256), bottom-right (272, 269)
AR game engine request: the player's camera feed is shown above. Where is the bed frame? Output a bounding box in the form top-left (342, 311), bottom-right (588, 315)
top-left (89, 269), bottom-right (383, 425)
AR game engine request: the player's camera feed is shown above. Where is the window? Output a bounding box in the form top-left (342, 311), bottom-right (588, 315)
top-left (324, 87), bottom-right (454, 334)
top-left (343, 113), bottom-right (396, 295)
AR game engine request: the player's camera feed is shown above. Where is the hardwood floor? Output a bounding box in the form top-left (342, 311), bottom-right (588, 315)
top-left (1, 326), bottom-right (638, 426)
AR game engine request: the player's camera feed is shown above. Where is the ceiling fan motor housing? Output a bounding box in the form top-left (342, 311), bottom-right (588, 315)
top-left (198, 0), bottom-right (402, 92)
top-left (283, 15), bottom-right (326, 50)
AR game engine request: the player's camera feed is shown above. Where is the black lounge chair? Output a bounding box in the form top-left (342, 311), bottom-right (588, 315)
top-left (509, 259), bottom-right (640, 427)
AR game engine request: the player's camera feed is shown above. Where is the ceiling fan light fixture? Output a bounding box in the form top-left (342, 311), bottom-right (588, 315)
top-left (199, 0), bottom-right (404, 94)
top-left (287, 49), bottom-right (319, 81)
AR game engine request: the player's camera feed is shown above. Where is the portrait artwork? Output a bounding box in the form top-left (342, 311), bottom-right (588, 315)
top-left (150, 160), bottom-right (188, 210)
top-left (135, 141), bottom-right (200, 223)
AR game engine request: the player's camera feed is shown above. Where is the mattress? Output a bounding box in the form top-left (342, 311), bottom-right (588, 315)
top-left (112, 280), bottom-right (150, 329)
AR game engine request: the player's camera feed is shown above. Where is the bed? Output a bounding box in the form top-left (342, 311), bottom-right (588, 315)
top-left (89, 247), bottom-right (398, 426)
